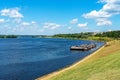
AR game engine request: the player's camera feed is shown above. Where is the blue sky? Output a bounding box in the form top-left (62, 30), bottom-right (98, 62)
top-left (0, 0), bottom-right (120, 35)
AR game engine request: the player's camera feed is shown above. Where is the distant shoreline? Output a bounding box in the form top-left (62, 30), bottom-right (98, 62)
top-left (0, 35), bottom-right (17, 38)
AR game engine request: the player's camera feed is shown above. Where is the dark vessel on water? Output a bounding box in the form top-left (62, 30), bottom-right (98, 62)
top-left (70, 43), bottom-right (96, 51)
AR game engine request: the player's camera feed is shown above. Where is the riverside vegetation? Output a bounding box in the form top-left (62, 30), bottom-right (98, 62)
top-left (36, 30), bottom-right (120, 41)
top-left (0, 35), bottom-right (17, 38)
top-left (52, 30), bottom-right (120, 41)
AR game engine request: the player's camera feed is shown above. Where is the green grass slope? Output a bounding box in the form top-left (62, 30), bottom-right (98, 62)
top-left (49, 40), bottom-right (120, 80)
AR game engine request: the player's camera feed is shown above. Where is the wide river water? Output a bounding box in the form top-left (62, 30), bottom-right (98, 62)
top-left (0, 38), bottom-right (104, 80)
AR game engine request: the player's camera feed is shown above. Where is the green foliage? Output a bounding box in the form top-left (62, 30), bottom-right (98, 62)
top-left (53, 32), bottom-right (93, 39)
top-left (0, 35), bottom-right (17, 38)
top-left (95, 30), bottom-right (120, 39)
top-left (52, 30), bottom-right (120, 41)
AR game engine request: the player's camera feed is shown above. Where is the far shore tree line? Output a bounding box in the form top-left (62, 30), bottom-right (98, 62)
top-left (0, 35), bottom-right (17, 38)
top-left (51, 30), bottom-right (120, 41)
top-left (0, 30), bottom-right (120, 41)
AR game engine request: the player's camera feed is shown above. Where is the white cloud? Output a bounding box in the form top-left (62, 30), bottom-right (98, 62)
top-left (21, 22), bottom-right (30, 26)
top-left (100, 0), bottom-right (120, 15)
top-left (0, 19), bottom-right (5, 23)
top-left (96, 18), bottom-right (112, 26)
top-left (43, 22), bottom-right (61, 29)
top-left (83, 10), bottom-right (111, 19)
top-left (20, 21), bottom-right (37, 26)
top-left (83, 0), bottom-right (120, 26)
top-left (0, 8), bottom-right (45, 35)
top-left (108, 29), bottom-right (112, 32)
top-left (83, 27), bottom-right (89, 30)
top-left (77, 22), bottom-right (87, 27)
top-left (39, 29), bottom-right (44, 32)
top-left (94, 30), bottom-right (100, 32)
top-left (31, 21), bottom-right (36, 24)
top-left (70, 18), bottom-right (78, 24)
top-left (68, 27), bottom-right (72, 30)
top-left (0, 7), bottom-right (23, 18)
top-left (13, 18), bottom-right (22, 23)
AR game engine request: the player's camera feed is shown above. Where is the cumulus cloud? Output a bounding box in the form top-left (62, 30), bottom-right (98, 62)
top-left (108, 29), bottom-right (112, 32)
top-left (21, 22), bottom-right (30, 26)
top-left (43, 22), bottom-right (61, 29)
top-left (83, 10), bottom-right (111, 19)
top-left (39, 29), bottom-right (44, 32)
top-left (0, 7), bottom-right (44, 35)
top-left (0, 19), bottom-right (5, 23)
top-left (77, 22), bottom-right (87, 27)
top-left (68, 27), bottom-right (72, 30)
top-left (96, 18), bottom-right (112, 26)
top-left (83, 0), bottom-right (120, 26)
top-left (13, 18), bottom-right (22, 23)
top-left (70, 18), bottom-right (78, 24)
top-left (21, 21), bottom-right (37, 26)
top-left (83, 27), bottom-right (89, 30)
top-left (31, 21), bottom-right (36, 24)
top-left (0, 7), bottom-right (23, 18)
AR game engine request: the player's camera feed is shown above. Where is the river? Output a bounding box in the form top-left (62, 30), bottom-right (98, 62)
top-left (0, 38), bottom-right (104, 80)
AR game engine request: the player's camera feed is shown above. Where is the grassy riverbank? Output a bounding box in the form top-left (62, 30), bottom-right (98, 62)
top-left (37, 40), bottom-right (120, 80)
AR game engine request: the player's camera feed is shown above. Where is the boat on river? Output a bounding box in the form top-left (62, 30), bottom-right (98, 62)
top-left (70, 43), bottom-right (96, 51)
